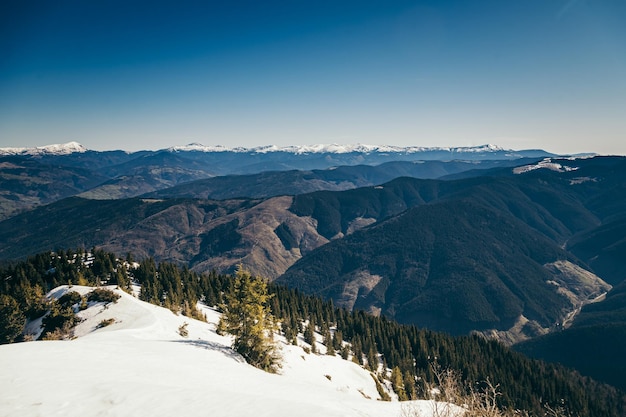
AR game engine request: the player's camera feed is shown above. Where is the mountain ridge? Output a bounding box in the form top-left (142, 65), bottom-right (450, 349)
top-left (2, 156), bottom-right (624, 344)
top-left (1, 141), bottom-right (552, 157)
top-left (0, 144), bottom-right (547, 221)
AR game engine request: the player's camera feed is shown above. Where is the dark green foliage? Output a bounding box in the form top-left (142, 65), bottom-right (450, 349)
top-left (323, 326), bottom-right (335, 356)
top-left (304, 318), bottom-right (316, 350)
top-left (40, 300), bottom-right (78, 340)
top-left (12, 281), bottom-right (47, 319)
top-left (218, 267), bottom-right (280, 372)
top-left (571, 280), bottom-right (626, 328)
top-left (0, 156), bottom-right (108, 221)
top-left (280, 198), bottom-right (572, 334)
top-left (147, 159), bottom-right (535, 201)
top-left (0, 195), bottom-right (257, 263)
top-left (87, 288), bottom-right (121, 304)
top-left (568, 214), bottom-right (626, 286)
top-left (137, 258), bottom-right (206, 320)
top-left (372, 373), bottom-right (391, 401)
top-left (0, 198), bottom-right (180, 260)
top-left (517, 323), bottom-right (626, 392)
top-left (0, 248), bottom-right (131, 295)
top-left (391, 366), bottom-right (408, 401)
top-left (403, 370), bottom-right (417, 400)
top-left (265, 281), bottom-right (625, 416)
top-left (515, 280), bottom-right (626, 391)
top-left (58, 291), bottom-right (82, 308)
top-left (0, 248), bottom-right (132, 344)
top-left (277, 157), bottom-right (626, 343)
top-left (0, 294), bottom-right (26, 343)
top-left (274, 222), bottom-right (298, 251)
top-left (191, 219), bottom-right (242, 264)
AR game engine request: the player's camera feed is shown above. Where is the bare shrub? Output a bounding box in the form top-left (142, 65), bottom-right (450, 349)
top-left (401, 363), bottom-right (575, 417)
top-left (97, 318), bottom-right (115, 328)
top-left (178, 322), bottom-right (189, 337)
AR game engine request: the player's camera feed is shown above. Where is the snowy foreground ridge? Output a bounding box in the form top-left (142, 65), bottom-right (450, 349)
top-left (0, 286), bottom-right (455, 417)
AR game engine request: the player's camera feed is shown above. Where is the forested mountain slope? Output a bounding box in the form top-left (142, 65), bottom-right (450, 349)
top-left (277, 198), bottom-right (609, 340)
top-left (0, 156), bottom-right (108, 220)
top-left (1, 156), bottom-right (624, 343)
top-left (143, 159), bottom-right (535, 200)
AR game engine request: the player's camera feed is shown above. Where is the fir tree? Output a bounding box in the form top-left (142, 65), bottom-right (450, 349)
top-left (324, 328), bottom-right (335, 356)
top-left (0, 294), bottom-right (26, 344)
top-left (391, 366), bottom-right (408, 401)
top-left (218, 266), bottom-right (280, 373)
top-left (403, 370), bottom-right (417, 400)
top-left (304, 317), bottom-right (317, 353)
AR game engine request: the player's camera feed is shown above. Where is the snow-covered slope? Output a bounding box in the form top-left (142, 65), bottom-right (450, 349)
top-left (0, 286), bottom-right (450, 417)
top-left (512, 158), bottom-right (581, 174)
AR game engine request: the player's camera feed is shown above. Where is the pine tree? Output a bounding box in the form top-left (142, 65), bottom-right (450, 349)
top-left (403, 370), bottom-right (417, 400)
top-left (391, 366), bottom-right (408, 401)
top-left (218, 266), bottom-right (280, 373)
top-left (324, 328), bottom-right (335, 356)
top-left (367, 345), bottom-right (379, 371)
top-left (0, 294), bottom-right (26, 344)
top-left (304, 317), bottom-right (317, 353)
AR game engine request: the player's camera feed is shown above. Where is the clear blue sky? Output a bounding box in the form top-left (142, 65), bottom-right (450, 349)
top-left (1, 0), bottom-right (625, 154)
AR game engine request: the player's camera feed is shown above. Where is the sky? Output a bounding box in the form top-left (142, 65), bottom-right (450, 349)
top-left (1, 0), bottom-right (625, 155)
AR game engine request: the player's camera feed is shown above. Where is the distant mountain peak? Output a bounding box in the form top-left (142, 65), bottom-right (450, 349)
top-left (168, 143), bottom-right (232, 152)
top-left (0, 141), bottom-right (88, 156)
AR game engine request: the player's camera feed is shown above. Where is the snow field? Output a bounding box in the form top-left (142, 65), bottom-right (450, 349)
top-left (0, 286), bottom-right (456, 417)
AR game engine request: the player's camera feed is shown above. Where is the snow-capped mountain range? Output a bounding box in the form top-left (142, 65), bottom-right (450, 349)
top-left (0, 140), bottom-right (558, 223)
top-left (168, 142), bottom-right (509, 155)
top-left (0, 141), bottom-right (88, 156)
top-left (0, 141), bottom-right (531, 157)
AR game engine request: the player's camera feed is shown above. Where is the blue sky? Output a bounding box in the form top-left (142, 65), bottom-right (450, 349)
top-left (1, 0), bottom-right (625, 154)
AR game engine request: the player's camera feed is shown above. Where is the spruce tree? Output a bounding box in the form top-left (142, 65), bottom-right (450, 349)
top-left (218, 266), bottom-right (280, 373)
top-left (0, 294), bottom-right (26, 344)
top-left (304, 318), bottom-right (316, 353)
top-left (324, 329), bottom-right (335, 356)
top-left (391, 366), bottom-right (408, 401)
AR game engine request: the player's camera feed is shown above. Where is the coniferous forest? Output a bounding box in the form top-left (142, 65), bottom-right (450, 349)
top-left (1, 249), bottom-right (625, 416)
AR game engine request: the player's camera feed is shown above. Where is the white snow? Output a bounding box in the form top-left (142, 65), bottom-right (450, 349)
top-left (0, 286), bottom-right (452, 417)
top-left (0, 141), bottom-right (87, 156)
top-left (513, 158), bottom-right (579, 174)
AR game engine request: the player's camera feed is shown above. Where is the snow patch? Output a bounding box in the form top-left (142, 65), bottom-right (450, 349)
top-left (513, 158), bottom-right (579, 174)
